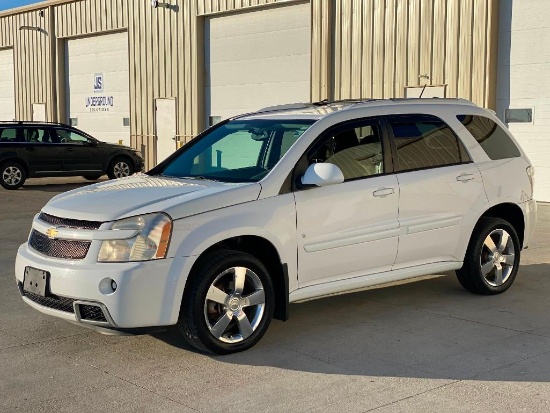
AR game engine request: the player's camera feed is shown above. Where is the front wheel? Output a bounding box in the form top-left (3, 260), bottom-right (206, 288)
top-left (178, 249), bottom-right (274, 354)
top-left (456, 217), bottom-right (521, 295)
top-left (107, 158), bottom-right (133, 179)
top-left (1, 161), bottom-right (27, 190)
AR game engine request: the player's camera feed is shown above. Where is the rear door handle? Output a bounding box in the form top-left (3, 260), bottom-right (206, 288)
top-left (456, 173), bottom-right (475, 183)
top-left (66, 147), bottom-right (73, 152)
top-left (373, 187), bottom-right (395, 197)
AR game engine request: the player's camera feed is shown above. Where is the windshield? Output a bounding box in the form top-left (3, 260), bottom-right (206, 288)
top-left (160, 119), bottom-right (315, 182)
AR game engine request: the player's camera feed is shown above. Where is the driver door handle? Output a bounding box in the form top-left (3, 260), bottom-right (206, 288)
top-left (456, 173), bottom-right (475, 182)
top-left (373, 187), bottom-right (395, 198)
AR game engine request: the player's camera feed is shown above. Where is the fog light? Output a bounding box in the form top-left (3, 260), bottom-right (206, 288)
top-left (99, 278), bottom-right (118, 295)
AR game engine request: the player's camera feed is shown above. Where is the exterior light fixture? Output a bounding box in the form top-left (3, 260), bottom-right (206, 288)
top-left (151, 0), bottom-right (170, 8)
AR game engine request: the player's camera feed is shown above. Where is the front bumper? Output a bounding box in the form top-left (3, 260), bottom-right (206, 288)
top-left (15, 243), bottom-right (190, 329)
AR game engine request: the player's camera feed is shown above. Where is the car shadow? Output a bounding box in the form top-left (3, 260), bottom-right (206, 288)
top-left (153, 263), bottom-right (550, 382)
top-left (18, 178), bottom-right (107, 193)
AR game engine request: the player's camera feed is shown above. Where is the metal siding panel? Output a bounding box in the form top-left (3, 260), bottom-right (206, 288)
top-left (432, 0), bottom-right (446, 86)
top-left (407, 0), bottom-right (420, 87)
top-left (361, 0), bottom-right (373, 98)
top-left (458, 0), bottom-right (473, 100)
top-left (384, 0), bottom-right (396, 98)
top-left (472, 0), bottom-right (487, 106)
top-left (372, 0), bottom-right (385, 99)
top-left (350, 0), bottom-right (362, 98)
top-left (394, 0), bottom-right (408, 98)
top-left (419, 0), bottom-right (433, 83)
top-left (445, 0), bottom-right (459, 97)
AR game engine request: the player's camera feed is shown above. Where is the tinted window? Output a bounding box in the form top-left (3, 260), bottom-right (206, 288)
top-left (389, 115), bottom-right (470, 172)
top-left (0, 128), bottom-right (19, 142)
top-left (22, 128), bottom-right (55, 143)
top-left (457, 115), bottom-right (521, 160)
top-left (56, 129), bottom-right (90, 145)
top-left (309, 119), bottom-right (384, 181)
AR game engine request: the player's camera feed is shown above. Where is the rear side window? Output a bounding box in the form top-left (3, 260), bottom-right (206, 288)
top-left (388, 115), bottom-right (470, 172)
top-left (0, 128), bottom-right (19, 142)
top-left (457, 115), bottom-right (521, 160)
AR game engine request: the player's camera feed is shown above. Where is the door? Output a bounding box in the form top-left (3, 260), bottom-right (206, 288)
top-left (205, 2), bottom-right (311, 123)
top-left (386, 114), bottom-right (489, 269)
top-left (32, 103), bottom-right (46, 122)
top-left (295, 118), bottom-right (400, 287)
top-left (18, 127), bottom-right (63, 173)
top-left (65, 32), bottom-right (130, 146)
top-left (54, 128), bottom-right (103, 172)
top-left (155, 98), bottom-right (177, 165)
top-left (0, 49), bottom-right (15, 121)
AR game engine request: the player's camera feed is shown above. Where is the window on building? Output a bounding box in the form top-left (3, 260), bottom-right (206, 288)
top-left (457, 115), bottom-right (521, 160)
top-left (309, 119), bottom-right (384, 181)
top-left (505, 108), bottom-right (533, 123)
top-left (389, 115), bottom-right (470, 172)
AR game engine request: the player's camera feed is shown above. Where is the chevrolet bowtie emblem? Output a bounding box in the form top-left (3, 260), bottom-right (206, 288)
top-left (45, 227), bottom-right (59, 239)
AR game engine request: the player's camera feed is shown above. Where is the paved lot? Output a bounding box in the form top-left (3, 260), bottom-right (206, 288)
top-left (1, 177), bottom-right (550, 412)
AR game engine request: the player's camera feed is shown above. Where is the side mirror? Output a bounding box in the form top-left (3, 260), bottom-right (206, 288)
top-left (87, 139), bottom-right (98, 147)
top-left (301, 163), bottom-right (344, 187)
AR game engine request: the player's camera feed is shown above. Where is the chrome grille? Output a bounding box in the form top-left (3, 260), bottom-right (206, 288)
top-left (38, 213), bottom-right (102, 230)
top-left (29, 230), bottom-right (91, 260)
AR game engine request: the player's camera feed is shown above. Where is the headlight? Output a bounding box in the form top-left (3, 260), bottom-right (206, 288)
top-left (98, 213), bottom-right (172, 262)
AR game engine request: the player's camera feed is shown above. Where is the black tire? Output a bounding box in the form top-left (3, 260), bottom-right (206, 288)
top-left (0, 161), bottom-right (27, 190)
top-left (107, 157), bottom-right (134, 179)
top-left (456, 217), bottom-right (521, 295)
top-left (178, 249), bottom-right (275, 355)
top-left (83, 175), bottom-right (102, 181)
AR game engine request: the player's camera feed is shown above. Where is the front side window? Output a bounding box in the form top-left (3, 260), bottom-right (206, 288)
top-left (161, 119), bottom-right (315, 182)
top-left (56, 129), bottom-right (90, 145)
top-left (457, 115), bottom-right (521, 160)
top-left (308, 119), bottom-right (384, 181)
top-left (389, 115), bottom-right (470, 172)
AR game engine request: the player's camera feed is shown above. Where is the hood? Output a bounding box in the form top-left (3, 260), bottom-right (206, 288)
top-left (43, 174), bottom-right (262, 222)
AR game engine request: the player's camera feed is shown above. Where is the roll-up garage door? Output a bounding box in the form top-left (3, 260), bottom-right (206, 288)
top-left (0, 49), bottom-right (15, 121)
top-left (66, 32), bottom-right (130, 146)
top-left (205, 2), bottom-right (311, 125)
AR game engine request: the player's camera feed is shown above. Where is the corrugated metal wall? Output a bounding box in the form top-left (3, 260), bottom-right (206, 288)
top-left (0, 0), bottom-right (500, 169)
top-left (325, 0), bottom-right (499, 107)
top-left (197, 0), bottom-right (289, 15)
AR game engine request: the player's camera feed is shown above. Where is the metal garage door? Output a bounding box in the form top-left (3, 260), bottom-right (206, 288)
top-left (66, 32), bottom-right (130, 146)
top-left (497, 1), bottom-right (550, 202)
top-left (205, 2), bottom-right (311, 125)
top-left (0, 49), bottom-right (15, 121)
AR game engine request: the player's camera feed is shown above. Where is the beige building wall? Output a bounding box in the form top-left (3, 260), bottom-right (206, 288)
top-left (0, 0), bottom-right (500, 169)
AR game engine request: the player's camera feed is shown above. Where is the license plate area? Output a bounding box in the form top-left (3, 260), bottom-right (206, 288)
top-left (23, 267), bottom-right (50, 297)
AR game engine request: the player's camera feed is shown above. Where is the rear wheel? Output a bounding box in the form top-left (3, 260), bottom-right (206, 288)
top-left (0, 161), bottom-right (26, 190)
top-left (107, 158), bottom-right (133, 179)
top-left (456, 217), bottom-right (520, 295)
top-left (178, 249), bottom-right (274, 354)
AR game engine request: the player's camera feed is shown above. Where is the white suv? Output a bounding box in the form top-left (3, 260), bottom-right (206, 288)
top-left (15, 99), bottom-right (537, 354)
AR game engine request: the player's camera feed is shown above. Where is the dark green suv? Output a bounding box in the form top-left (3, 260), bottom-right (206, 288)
top-left (0, 122), bottom-right (144, 190)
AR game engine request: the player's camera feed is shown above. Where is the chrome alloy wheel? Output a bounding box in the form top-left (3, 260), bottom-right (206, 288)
top-left (480, 229), bottom-right (516, 287)
top-left (203, 266), bottom-right (266, 344)
top-left (2, 166), bottom-right (22, 186)
top-left (113, 161), bottom-right (131, 178)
